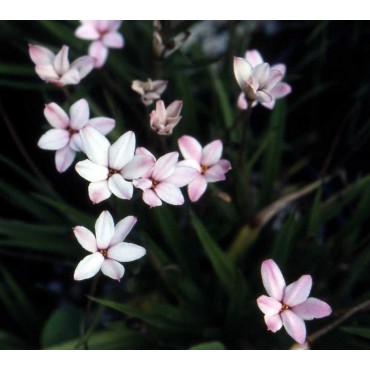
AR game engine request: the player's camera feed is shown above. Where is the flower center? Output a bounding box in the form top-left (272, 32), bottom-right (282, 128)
top-left (150, 178), bottom-right (158, 190)
top-left (99, 249), bottom-right (108, 258)
top-left (108, 168), bottom-right (118, 178)
top-left (279, 304), bottom-right (289, 313)
top-left (201, 165), bottom-right (208, 175)
top-left (68, 127), bottom-right (77, 137)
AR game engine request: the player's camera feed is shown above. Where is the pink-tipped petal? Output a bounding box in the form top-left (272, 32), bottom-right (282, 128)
top-left (101, 259), bottom-right (125, 281)
top-left (29, 44), bottom-right (55, 65)
top-left (110, 216), bottom-right (137, 246)
top-left (271, 82), bottom-right (292, 99)
top-left (89, 41), bottom-right (108, 68)
top-left (256, 90), bottom-right (273, 103)
top-left (204, 163), bottom-right (230, 183)
top-left (261, 259), bottom-right (286, 302)
top-left (80, 126), bottom-right (110, 167)
top-left (74, 252), bottom-right (104, 281)
top-left (44, 103), bottom-right (69, 129)
top-left (108, 174), bottom-right (133, 200)
top-left (264, 314), bottom-right (283, 333)
top-left (69, 55), bottom-right (95, 79)
top-left (281, 310), bottom-right (307, 344)
top-left (53, 46), bottom-right (70, 75)
top-left (88, 180), bottom-right (111, 204)
top-left (245, 49), bottom-right (264, 67)
top-left (95, 211), bottom-right (114, 249)
top-left (152, 152), bottom-right (178, 181)
top-left (257, 295), bottom-right (283, 315)
top-left (253, 63), bottom-right (270, 84)
top-left (292, 297), bottom-right (332, 320)
top-left (178, 135), bottom-right (202, 162)
top-left (88, 117), bottom-right (115, 135)
top-left (102, 32), bottom-right (124, 48)
top-left (265, 68), bottom-right (283, 91)
top-left (73, 226), bottom-right (97, 253)
top-left (262, 99), bottom-right (276, 110)
top-left (271, 63), bottom-right (286, 76)
top-left (155, 182), bottom-right (184, 205)
top-left (109, 131), bottom-right (135, 170)
top-left (237, 93), bottom-right (248, 110)
top-left (135, 146), bottom-right (155, 158)
top-left (201, 140), bottom-right (223, 167)
top-left (284, 275), bottom-right (312, 307)
top-left (70, 99), bottom-right (90, 129)
top-left (166, 100), bottom-right (183, 117)
top-left (75, 24), bottom-right (100, 40)
top-left (35, 64), bottom-right (59, 82)
top-left (58, 68), bottom-right (80, 85)
top-left (165, 166), bottom-right (199, 187)
top-left (121, 154), bottom-right (155, 180)
top-left (142, 189), bottom-right (162, 207)
top-left (108, 242), bottom-right (146, 262)
top-left (37, 129), bottom-right (69, 150)
top-left (55, 146), bottom-right (76, 173)
top-left (69, 133), bottom-right (83, 151)
top-left (151, 100), bottom-right (167, 125)
top-left (133, 178), bottom-right (153, 190)
top-left (233, 57), bottom-right (253, 92)
top-left (75, 159), bottom-right (109, 182)
top-left (188, 175), bottom-right (207, 202)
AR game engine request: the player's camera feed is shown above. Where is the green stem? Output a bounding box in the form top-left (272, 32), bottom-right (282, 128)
top-left (238, 101), bottom-right (253, 168)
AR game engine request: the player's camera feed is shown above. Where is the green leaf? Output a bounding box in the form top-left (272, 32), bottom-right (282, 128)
top-left (212, 72), bottom-right (234, 129)
top-left (341, 327), bottom-right (370, 340)
top-left (190, 341), bottom-right (225, 350)
top-left (190, 211), bottom-right (237, 292)
top-left (41, 306), bottom-right (84, 348)
top-left (307, 188), bottom-right (323, 237)
top-left (0, 330), bottom-right (30, 350)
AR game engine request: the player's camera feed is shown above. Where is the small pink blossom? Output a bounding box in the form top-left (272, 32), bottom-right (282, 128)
top-left (150, 100), bottom-right (183, 136)
top-left (257, 259), bottom-right (332, 344)
top-left (29, 44), bottom-right (94, 86)
top-left (131, 79), bottom-right (168, 106)
top-left (73, 210), bottom-right (146, 281)
top-left (133, 148), bottom-right (199, 208)
top-left (177, 135), bottom-right (232, 202)
top-left (37, 99), bottom-right (115, 173)
top-left (75, 21), bottom-right (124, 68)
top-left (234, 49), bottom-right (291, 110)
top-left (75, 127), bottom-right (155, 204)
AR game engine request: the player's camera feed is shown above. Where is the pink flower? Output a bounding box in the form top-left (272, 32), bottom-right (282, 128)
top-left (29, 44), bottom-right (94, 86)
top-left (131, 79), bottom-right (168, 106)
top-left (133, 148), bottom-right (199, 208)
top-left (234, 50), bottom-right (291, 110)
top-left (75, 21), bottom-right (124, 68)
top-left (73, 210), bottom-right (146, 281)
top-left (150, 100), bottom-right (183, 136)
top-left (37, 99), bottom-right (115, 173)
top-left (177, 135), bottom-right (232, 202)
top-left (75, 127), bottom-right (155, 204)
top-left (257, 259), bottom-right (332, 344)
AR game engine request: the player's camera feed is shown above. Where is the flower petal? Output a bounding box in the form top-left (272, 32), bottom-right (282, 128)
top-left (70, 99), bottom-right (90, 129)
top-left (88, 117), bottom-right (115, 135)
top-left (69, 55), bottom-right (95, 79)
top-left (29, 44), bottom-right (55, 65)
top-left (35, 64), bottom-right (59, 82)
top-left (110, 216), bottom-right (137, 246)
top-left (95, 210), bottom-right (114, 249)
top-left (284, 275), bottom-right (312, 307)
top-left (89, 40), bottom-right (108, 68)
top-left (101, 259), bottom-right (125, 281)
top-left (44, 103), bottom-right (69, 129)
top-left (121, 154), bottom-right (155, 180)
top-left (271, 82), bottom-right (292, 99)
top-left (133, 178), bottom-right (153, 190)
top-left (166, 100), bottom-right (183, 117)
top-left (53, 45), bottom-right (70, 75)
top-left (142, 189), bottom-right (162, 207)
top-left (261, 259), bottom-right (286, 302)
top-left (271, 63), bottom-right (286, 76)
top-left (80, 126), bottom-right (110, 167)
top-left (73, 226), bottom-right (97, 253)
top-left (165, 165), bottom-right (199, 187)
top-left (245, 49), bottom-right (264, 67)
top-left (237, 93), bottom-right (248, 110)
top-left (55, 146), bottom-right (76, 173)
top-left (188, 175), bottom-right (207, 202)
top-left (108, 242), bottom-right (146, 262)
top-left (155, 182), bottom-right (184, 205)
top-left (70, 133), bottom-right (83, 151)
top-left (233, 57), bottom-right (253, 92)
top-left (108, 174), bottom-right (133, 200)
top-left (59, 68), bottom-right (81, 85)
top-left (37, 129), bottom-right (69, 150)
top-left (88, 180), bottom-right (111, 204)
top-left (178, 135), bottom-right (202, 162)
top-left (109, 131), bottom-right (135, 170)
top-left (74, 252), bottom-right (104, 281)
top-left (102, 32), bottom-right (124, 48)
top-left (152, 152), bottom-right (178, 181)
top-left (75, 24), bottom-right (100, 40)
top-left (281, 310), bottom-right (307, 344)
top-left (204, 161), bottom-right (231, 183)
top-left (264, 314), bottom-right (283, 333)
top-left (75, 159), bottom-right (109, 182)
top-left (257, 295), bottom-right (283, 315)
top-left (291, 297), bottom-right (332, 320)
top-left (201, 140), bottom-right (223, 167)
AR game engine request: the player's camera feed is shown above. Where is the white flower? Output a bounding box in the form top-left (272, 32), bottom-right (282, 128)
top-left (73, 211), bottom-right (146, 281)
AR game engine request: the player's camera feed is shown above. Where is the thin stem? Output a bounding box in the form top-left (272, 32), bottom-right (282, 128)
top-left (238, 101), bottom-right (253, 168)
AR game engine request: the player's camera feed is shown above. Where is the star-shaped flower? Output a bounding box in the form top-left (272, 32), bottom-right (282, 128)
top-left (75, 127), bottom-right (155, 204)
top-left (75, 21), bottom-right (124, 68)
top-left (73, 211), bottom-right (146, 281)
top-left (37, 99), bottom-right (115, 173)
top-left (257, 259), bottom-right (332, 344)
top-left (177, 135), bottom-right (232, 202)
top-left (29, 44), bottom-right (94, 86)
top-left (149, 100), bottom-right (183, 136)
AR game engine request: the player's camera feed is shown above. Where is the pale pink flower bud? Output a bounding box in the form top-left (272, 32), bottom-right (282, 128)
top-left (131, 78), bottom-right (168, 106)
top-left (149, 100), bottom-right (182, 136)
